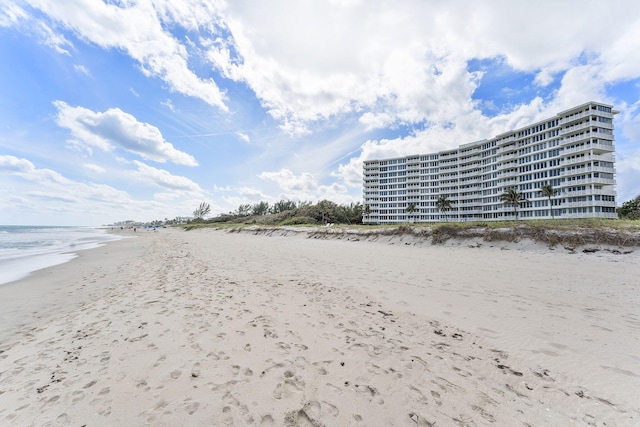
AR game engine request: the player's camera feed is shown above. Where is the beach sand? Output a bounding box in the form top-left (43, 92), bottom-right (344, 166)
top-left (0, 227), bottom-right (638, 426)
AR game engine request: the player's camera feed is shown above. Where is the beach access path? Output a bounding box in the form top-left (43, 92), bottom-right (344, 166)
top-left (0, 227), bottom-right (638, 426)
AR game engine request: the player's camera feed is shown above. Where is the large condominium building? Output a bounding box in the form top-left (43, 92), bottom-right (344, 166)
top-left (363, 101), bottom-right (618, 224)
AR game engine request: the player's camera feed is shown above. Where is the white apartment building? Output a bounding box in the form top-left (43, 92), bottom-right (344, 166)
top-left (363, 101), bottom-right (618, 223)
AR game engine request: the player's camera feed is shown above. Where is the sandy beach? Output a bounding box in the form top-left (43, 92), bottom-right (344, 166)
top-left (0, 227), bottom-right (638, 426)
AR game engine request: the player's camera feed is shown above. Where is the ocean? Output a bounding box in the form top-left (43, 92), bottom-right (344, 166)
top-left (0, 226), bottom-right (125, 286)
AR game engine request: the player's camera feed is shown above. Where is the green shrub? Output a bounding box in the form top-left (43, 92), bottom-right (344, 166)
top-left (279, 216), bottom-right (317, 225)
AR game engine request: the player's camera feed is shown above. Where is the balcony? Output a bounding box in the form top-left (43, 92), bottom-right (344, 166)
top-left (595, 129), bottom-right (614, 141)
top-left (597, 122), bottom-right (614, 130)
top-left (586, 166), bottom-right (615, 174)
top-left (559, 110), bottom-right (592, 126)
top-left (500, 153), bottom-right (518, 161)
top-left (560, 121), bottom-right (591, 136)
top-left (561, 189), bottom-right (591, 197)
top-left (560, 133), bottom-right (593, 147)
top-left (558, 211), bottom-right (617, 219)
top-left (598, 200), bottom-right (617, 208)
top-left (501, 178), bottom-right (518, 184)
top-left (591, 141), bottom-right (615, 153)
top-left (457, 192), bottom-right (482, 200)
top-left (459, 179), bottom-right (482, 186)
top-left (563, 177), bottom-right (615, 186)
top-left (563, 201), bottom-right (595, 208)
top-left (561, 140), bottom-right (614, 155)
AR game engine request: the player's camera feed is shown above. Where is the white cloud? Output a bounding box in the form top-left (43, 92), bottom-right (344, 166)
top-left (0, 154), bottom-right (134, 220)
top-left (0, 154), bottom-right (29, 171)
top-left (534, 69), bottom-right (555, 87)
top-left (83, 163), bottom-right (105, 173)
top-left (0, 1), bottom-right (28, 27)
top-left (26, 0), bottom-right (228, 110)
top-left (54, 101), bottom-right (198, 166)
top-left (0, 155), bottom-right (206, 224)
top-left (260, 169), bottom-right (318, 194)
top-left (161, 99), bottom-right (176, 112)
top-left (202, 0), bottom-right (640, 134)
top-left (6, 0), bottom-right (638, 137)
top-left (236, 132), bottom-right (250, 143)
top-left (74, 64), bottom-right (90, 75)
top-left (258, 168), bottom-right (352, 203)
top-left (0, 1), bottom-right (72, 54)
top-left (131, 161), bottom-right (203, 194)
top-left (34, 17), bottom-right (72, 55)
top-left (0, 154), bottom-right (67, 184)
top-left (13, 0), bottom-right (640, 136)
top-left (210, 186), bottom-right (273, 214)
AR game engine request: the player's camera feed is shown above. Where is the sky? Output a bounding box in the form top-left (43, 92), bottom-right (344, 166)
top-left (1, 0), bottom-right (639, 226)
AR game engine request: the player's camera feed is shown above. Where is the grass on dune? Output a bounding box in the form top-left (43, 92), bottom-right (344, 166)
top-left (180, 218), bottom-right (640, 247)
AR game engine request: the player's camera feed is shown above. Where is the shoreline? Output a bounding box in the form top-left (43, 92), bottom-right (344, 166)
top-left (0, 226), bottom-right (129, 287)
top-left (0, 231), bottom-right (145, 345)
top-left (0, 227), bottom-right (638, 425)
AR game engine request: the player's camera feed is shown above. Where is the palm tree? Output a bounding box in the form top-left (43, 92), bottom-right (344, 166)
top-left (500, 188), bottom-right (527, 220)
top-left (436, 195), bottom-right (452, 222)
top-left (540, 184), bottom-right (557, 219)
top-left (406, 202), bottom-right (417, 222)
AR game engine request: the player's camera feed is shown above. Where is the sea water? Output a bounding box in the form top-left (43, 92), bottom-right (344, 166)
top-left (0, 226), bottom-right (124, 285)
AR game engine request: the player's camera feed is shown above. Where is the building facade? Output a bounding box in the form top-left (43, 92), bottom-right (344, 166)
top-left (363, 101), bottom-right (618, 223)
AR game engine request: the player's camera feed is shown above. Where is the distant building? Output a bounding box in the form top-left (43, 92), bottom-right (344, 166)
top-left (113, 220), bottom-right (138, 227)
top-left (363, 101), bottom-right (618, 223)
top-left (174, 216), bottom-right (192, 224)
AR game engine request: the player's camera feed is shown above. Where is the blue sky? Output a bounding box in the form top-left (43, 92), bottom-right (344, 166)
top-left (1, 0), bottom-right (639, 226)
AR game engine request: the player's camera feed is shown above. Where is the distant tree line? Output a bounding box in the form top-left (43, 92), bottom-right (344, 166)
top-left (192, 199), bottom-right (364, 225)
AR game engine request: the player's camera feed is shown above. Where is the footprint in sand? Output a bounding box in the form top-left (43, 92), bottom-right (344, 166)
top-left (430, 390), bottom-right (443, 406)
top-left (472, 405), bottom-right (496, 423)
top-left (184, 401), bottom-right (200, 415)
top-left (260, 414), bottom-right (275, 426)
top-left (408, 385), bottom-right (429, 404)
top-left (284, 400), bottom-right (339, 426)
top-left (170, 369), bottom-right (182, 379)
top-left (355, 384), bottom-right (384, 404)
top-left (71, 390), bottom-right (85, 403)
top-left (190, 363), bottom-right (201, 378)
top-left (453, 366), bottom-right (473, 377)
top-left (409, 412), bottom-right (436, 426)
top-left (273, 371), bottom-right (305, 400)
top-left (153, 354), bottom-right (167, 367)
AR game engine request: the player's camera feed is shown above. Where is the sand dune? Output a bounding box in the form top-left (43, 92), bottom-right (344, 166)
top-left (0, 227), bottom-right (638, 426)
